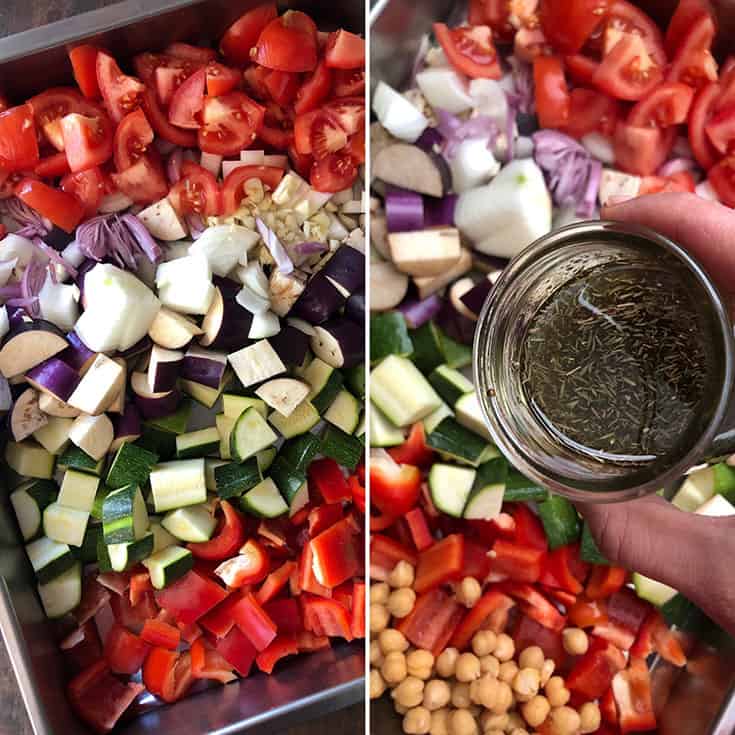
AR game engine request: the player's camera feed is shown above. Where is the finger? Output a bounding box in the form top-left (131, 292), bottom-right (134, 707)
top-left (601, 193), bottom-right (735, 292)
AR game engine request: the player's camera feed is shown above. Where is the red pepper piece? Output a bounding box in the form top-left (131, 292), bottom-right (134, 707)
top-left (351, 580), bottom-right (365, 639)
top-left (592, 620), bottom-right (636, 651)
top-left (414, 534), bottom-right (465, 594)
top-left (462, 540), bottom-right (492, 581)
top-left (388, 422), bottom-right (434, 466)
top-left (154, 570), bottom-right (229, 625)
top-left (566, 637), bottom-right (626, 700)
top-left (199, 590), bottom-right (246, 639)
top-left (586, 565), bottom-right (627, 600)
top-left (307, 503), bottom-right (343, 537)
top-left (264, 597), bottom-right (304, 635)
top-left (188, 500), bottom-right (246, 560)
top-left (255, 634), bottom-right (299, 674)
top-left (490, 539), bottom-right (544, 583)
top-left (539, 544), bottom-right (584, 594)
top-left (601, 686), bottom-right (618, 724)
top-left (216, 626), bottom-right (257, 677)
top-left (370, 534), bottom-right (418, 581)
top-left (309, 517), bottom-right (360, 588)
top-left (510, 503), bottom-right (548, 551)
top-left (607, 587), bottom-right (652, 636)
top-left (256, 560), bottom-right (297, 605)
top-left (190, 638), bottom-right (236, 683)
top-left (129, 572), bottom-right (152, 607)
top-left (499, 581), bottom-right (566, 632)
top-left (104, 623), bottom-right (149, 675)
top-left (398, 587), bottom-right (465, 656)
top-left (308, 457), bottom-right (351, 503)
top-left (231, 592), bottom-right (277, 651)
top-left (301, 594), bottom-right (354, 639)
top-left (450, 589), bottom-right (517, 650)
top-left (513, 614), bottom-right (566, 666)
top-left (371, 453), bottom-right (422, 516)
top-left (405, 507), bottom-right (434, 551)
top-left (568, 597), bottom-right (609, 628)
top-left (612, 657), bottom-right (657, 733)
top-left (140, 619), bottom-right (181, 650)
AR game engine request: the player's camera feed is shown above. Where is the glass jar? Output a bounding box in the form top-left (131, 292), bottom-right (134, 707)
top-left (473, 220), bottom-right (735, 503)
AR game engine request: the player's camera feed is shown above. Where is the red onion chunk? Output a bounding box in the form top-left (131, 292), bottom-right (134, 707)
top-left (385, 187), bottom-right (425, 233)
top-left (399, 294), bottom-right (443, 329)
top-left (181, 346), bottom-right (227, 389)
top-left (0, 284), bottom-right (23, 301)
top-left (120, 214), bottom-right (162, 264)
top-left (26, 357), bottom-right (80, 401)
top-left (63, 332), bottom-right (96, 373)
top-left (256, 218), bottom-right (293, 274)
top-left (424, 195), bottom-right (457, 228)
top-left (135, 386), bottom-right (182, 419)
top-left (435, 108), bottom-right (500, 159)
top-left (295, 241), bottom-right (328, 256)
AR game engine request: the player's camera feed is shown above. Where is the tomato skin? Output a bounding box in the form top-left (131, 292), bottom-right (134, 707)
top-left (294, 60), bottom-right (332, 114)
top-left (324, 30), bottom-right (365, 70)
top-left (563, 87), bottom-right (621, 138)
top-left (16, 178), bottom-right (84, 232)
top-left (205, 63), bottom-right (241, 97)
top-left (69, 45), bottom-right (101, 99)
top-left (110, 154), bottom-right (168, 205)
top-left (345, 132), bottom-right (365, 165)
top-left (255, 12), bottom-right (318, 73)
top-left (333, 68), bottom-right (365, 98)
top-left (198, 92), bottom-right (265, 156)
top-left (165, 43), bottom-right (216, 63)
top-left (706, 103), bottom-right (735, 155)
top-left (113, 108), bottom-right (154, 171)
top-left (221, 164), bottom-right (284, 215)
top-left (220, 3), bottom-right (278, 65)
top-left (60, 166), bottom-right (104, 219)
top-left (264, 70), bottom-right (301, 107)
top-left (540, 0), bottom-right (609, 54)
top-left (593, 33), bottom-right (663, 101)
top-left (708, 157), bottom-right (735, 207)
top-left (59, 113), bottom-right (113, 172)
top-left (141, 87), bottom-right (197, 148)
top-left (688, 81), bottom-right (721, 170)
top-left (168, 67), bottom-right (206, 130)
top-left (565, 54), bottom-right (599, 84)
top-left (534, 55), bottom-right (570, 129)
top-left (169, 160), bottom-right (221, 217)
top-left (258, 123), bottom-right (294, 150)
top-left (613, 121), bottom-right (676, 176)
top-left (295, 110), bottom-right (323, 152)
top-left (433, 23), bottom-right (501, 80)
top-left (628, 82), bottom-right (694, 127)
top-left (96, 51), bottom-right (145, 123)
top-left (665, 0), bottom-right (711, 55)
top-left (666, 13), bottom-right (717, 89)
top-left (35, 151), bottom-right (71, 179)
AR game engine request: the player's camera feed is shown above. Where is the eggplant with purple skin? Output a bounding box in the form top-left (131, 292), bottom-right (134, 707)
top-left (147, 345), bottom-right (184, 393)
top-left (0, 320), bottom-right (68, 378)
top-left (321, 246), bottom-right (365, 295)
top-left (435, 299), bottom-right (476, 346)
top-left (346, 289), bottom-right (365, 326)
top-left (118, 336), bottom-right (153, 361)
top-left (450, 277), bottom-right (480, 322)
top-left (130, 371), bottom-right (182, 419)
top-left (290, 272), bottom-right (347, 325)
top-left (11, 388), bottom-right (48, 441)
top-left (68, 353), bottom-right (125, 416)
top-left (310, 319), bottom-right (364, 369)
top-left (62, 332), bottom-right (97, 375)
top-left (460, 277), bottom-right (494, 318)
top-left (148, 308), bottom-right (203, 350)
top-left (181, 345), bottom-right (227, 389)
top-left (111, 403), bottom-right (142, 452)
top-left (199, 287), bottom-right (253, 352)
top-left (269, 325), bottom-right (310, 368)
top-left (25, 358), bottom-right (80, 402)
top-left (385, 187), bottom-right (425, 234)
top-left (372, 143), bottom-right (451, 198)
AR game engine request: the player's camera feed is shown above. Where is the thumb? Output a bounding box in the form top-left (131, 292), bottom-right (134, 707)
top-left (578, 495), bottom-right (735, 635)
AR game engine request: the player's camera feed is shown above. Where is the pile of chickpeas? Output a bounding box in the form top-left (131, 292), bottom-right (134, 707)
top-left (370, 560), bottom-right (602, 735)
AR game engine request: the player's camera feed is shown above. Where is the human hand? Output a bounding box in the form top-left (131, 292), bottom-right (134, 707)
top-left (579, 193), bottom-right (735, 636)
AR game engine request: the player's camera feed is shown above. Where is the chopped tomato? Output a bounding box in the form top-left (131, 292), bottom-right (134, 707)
top-left (96, 52), bottom-right (145, 123)
top-left (706, 102), bottom-right (735, 155)
top-left (141, 87), bottom-right (197, 148)
top-left (264, 70), bottom-right (301, 106)
top-left (104, 624), bottom-right (149, 675)
top-left (433, 23), bottom-right (501, 79)
top-left (388, 423), bottom-right (434, 466)
top-left (69, 45), bottom-right (101, 99)
top-left (534, 55), bottom-right (570, 129)
top-left (665, 0), bottom-right (712, 55)
top-left (540, 0), bottom-right (609, 54)
top-left (563, 87), bottom-right (620, 138)
top-left (593, 32), bottom-right (663, 101)
top-left (220, 164), bottom-right (283, 215)
top-left (450, 589), bottom-right (517, 649)
top-left (215, 626), bottom-right (257, 677)
top-left (491, 540), bottom-right (544, 583)
top-left (243, 65), bottom-right (272, 100)
top-left (16, 178), bottom-right (84, 232)
top-left (36, 151), bottom-right (71, 178)
top-left (154, 65), bottom-right (190, 107)
top-left (469, 0), bottom-right (488, 24)
top-left (198, 91), bottom-right (265, 156)
top-left (256, 635), bottom-right (299, 674)
top-left (154, 570), bottom-right (229, 625)
top-left (231, 592), bottom-right (278, 651)
top-left (414, 534), bottom-right (465, 594)
top-left (666, 13), bottom-right (717, 88)
top-left (110, 154), bottom-right (168, 205)
top-left (294, 60), bottom-right (333, 114)
top-left (140, 619), bottom-right (181, 650)
top-left (168, 67), bottom-right (206, 129)
top-left (586, 565), bottom-right (627, 600)
top-left (325, 30), bottom-right (365, 70)
top-left (187, 500), bottom-right (244, 559)
top-left (60, 113), bottom-right (113, 172)
top-left (565, 53), bottom-right (600, 85)
top-left (258, 123), bottom-right (294, 150)
top-left (310, 518), bottom-right (360, 588)
top-left (324, 96), bottom-right (365, 136)
top-left (112, 108), bottom-right (154, 171)
top-left (613, 121), bottom-right (675, 176)
top-left (605, 0), bottom-right (667, 67)
top-left (165, 43), bottom-right (217, 63)
top-left (60, 166), bottom-right (104, 219)
top-left (566, 637), bottom-right (626, 699)
top-left (204, 62), bottom-right (240, 97)
top-left (333, 68), bottom-right (365, 98)
top-left (29, 87), bottom-right (99, 151)
top-left (612, 657), bottom-right (657, 732)
top-left (255, 11), bottom-right (318, 72)
top-left (514, 27), bottom-right (551, 63)
top-left (629, 82), bottom-right (694, 127)
top-left (689, 81), bottom-right (722, 169)
top-left (302, 594), bottom-right (354, 639)
top-left (168, 160), bottom-right (221, 217)
top-left (310, 111), bottom-right (348, 160)
top-left (220, 3), bottom-right (278, 65)
top-left (308, 458), bottom-right (351, 504)
top-left (399, 587), bottom-right (465, 656)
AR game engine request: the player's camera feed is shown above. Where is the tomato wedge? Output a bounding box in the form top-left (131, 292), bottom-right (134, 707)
top-left (255, 11), bottom-right (318, 72)
top-left (264, 70), bottom-right (301, 106)
top-left (198, 92), bottom-right (265, 156)
top-left (323, 96), bottom-right (364, 136)
top-left (69, 45), bottom-right (101, 99)
top-left (164, 42), bottom-right (216, 63)
top-left (533, 55), bottom-right (570, 129)
top-left (168, 67), bottom-right (206, 130)
top-left (96, 52), bottom-right (145, 123)
top-left (35, 152), bottom-right (71, 178)
top-left (141, 87), bottom-right (197, 148)
top-left (113, 108), bottom-right (154, 172)
top-left (29, 87), bottom-right (101, 151)
top-left (605, 0), bottom-right (667, 67)
top-left (310, 112), bottom-right (348, 160)
top-left (628, 82), bottom-right (694, 127)
top-left (666, 12), bottom-right (717, 88)
top-left (540, 0), bottom-right (609, 54)
top-left (563, 87), bottom-right (621, 138)
top-left (59, 113), bottom-right (113, 172)
top-left (593, 33), bottom-right (663, 101)
top-left (324, 30), bottom-right (365, 70)
top-left (16, 178), bottom-right (85, 232)
top-left (688, 81), bottom-right (721, 170)
top-left (220, 3), bottom-right (278, 65)
top-left (333, 68), bottom-right (365, 98)
top-left (433, 23), bottom-right (502, 79)
top-left (110, 154), bottom-right (168, 205)
top-left (0, 105), bottom-right (39, 172)
top-left (205, 63), bottom-right (241, 97)
top-left (60, 167), bottom-right (104, 219)
top-left (708, 156), bottom-right (735, 207)
top-left (665, 0), bottom-right (712, 55)
top-left (221, 164), bottom-right (283, 215)
top-left (295, 60), bottom-right (333, 114)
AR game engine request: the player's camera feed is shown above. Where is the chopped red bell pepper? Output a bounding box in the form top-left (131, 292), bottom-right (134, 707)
top-left (296, 631), bottom-right (331, 651)
top-left (215, 626), bottom-right (257, 677)
top-left (290, 504), bottom-right (312, 526)
top-left (631, 609), bottom-right (686, 666)
top-left (612, 657), bottom-right (657, 733)
top-left (110, 589), bottom-right (156, 634)
top-left (513, 614), bottom-right (565, 666)
top-left (74, 576), bottom-right (112, 626)
top-left (540, 586), bottom-right (578, 608)
top-left (371, 454), bottom-right (422, 516)
top-left (103, 623), bottom-right (149, 675)
top-left (388, 422), bottom-right (434, 466)
top-left (308, 503), bottom-right (343, 537)
top-left (414, 534), bottom-right (465, 594)
top-left (601, 686), bottom-right (618, 724)
top-left (256, 560), bottom-right (297, 605)
top-left (405, 506), bottom-right (434, 551)
top-left (199, 590), bottom-right (246, 639)
top-left (154, 570), bottom-right (229, 625)
top-left (264, 598), bottom-right (303, 634)
top-left (607, 587), bottom-right (651, 636)
top-left (143, 646), bottom-right (178, 697)
top-left (510, 503), bottom-right (548, 551)
top-left (592, 620), bottom-right (636, 650)
top-left (370, 533), bottom-right (418, 581)
top-left (231, 592), bottom-right (278, 651)
top-left (308, 457), bottom-right (351, 503)
top-left (397, 587), bottom-right (465, 657)
top-left (540, 544), bottom-right (584, 594)
top-left (298, 541), bottom-right (332, 597)
top-left (310, 517), bottom-right (360, 587)
top-left (190, 638), bottom-right (236, 683)
top-left (61, 620), bottom-right (103, 674)
top-left (490, 539), bottom-right (544, 583)
top-left (566, 637), bottom-right (626, 700)
top-left (177, 620), bottom-right (203, 644)
top-left (351, 580), bottom-right (365, 639)
top-left (302, 594), bottom-right (354, 639)
top-left (129, 572), bottom-right (152, 606)
top-left (462, 540), bottom-right (492, 581)
top-left (333, 581), bottom-right (353, 611)
top-left (255, 634), bottom-right (299, 673)
top-left (189, 500), bottom-right (246, 560)
top-left (140, 619), bottom-right (181, 650)
top-left (348, 474), bottom-right (366, 514)
top-left (586, 565), bottom-right (627, 600)
top-left (159, 650), bottom-right (193, 703)
top-left (450, 588), bottom-right (516, 650)
top-left (215, 539), bottom-right (270, 587)
top-left (499, 581), bottom-right (566, 632)
top-left (568, 597), bottom-right (609, 627)
top-left (370, 508), bottom-right (400, 531)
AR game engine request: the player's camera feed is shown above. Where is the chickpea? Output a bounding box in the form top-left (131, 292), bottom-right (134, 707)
top-left (480, 711), bottom-right (508, 731)
top-left (452, 682), bottom-right (472, 708)
top-left (498, 661), bottom-right (519, 684)
top-left (371, 582), bottom-right (390, 604)
top-left (389, 588), bottom-right (417, 618)
top-left (371, 603), bottom-right (390, 634)
top-left (510, 730), bottom-right (530, 735)
top-left (493, 634), bottom-right (515, 662)
top-left (540, 659), bottom-right (556, 687)
top-left (456, 577), bottom-right (482, 607)
top-left (471, 630), bottom-right (497, 657)
top-left (480, 655), bottom-right (500, 677)
top-left (407, 649), bottom-right (435, 680)
top-left (506, 712), bottom-right (526, 730)
top-left (579, 702), bottom-right (601, 734)
top-left (404, 706), bottom-right (432, 735)
top-left (449, 709), bottom-right (479, 735)
top-left (521, 695), bottom-right (551, 729)
top-left (393, 677), bottom-right (426, 708)
top-left (423, 679), bottom-right (452, 711)
top-left (382, 651), bottom-right (408, 685)
top-left (512, 667), bottom-right (541, 703)
top-left (389, 560), bottom-right (416, 589)
top-left (436, 647), bottom-right (460, 678)
top-left (484, 731), bottom-right (504, 735)
top-left (396, 703), bottom-right (409, 715)
top-left (370, 668), bottom-right (386, 699)
top-left (371, 640), bottom-right (384, 666)
top-left (455, 653), bottom-right (481, 682)
top-left (380, 628), bottom-right (410, 655)
top-left (490, 681), bottom-right (513, 715)
top-left (549, 706), bottom-right (581, 735)
top-left (430, 708), bottom-right (451, 735)
top-left (562, 628), bottom-right (589, 657)
top-left (544, 677), bottom-right (570, 708)
top-left (472, 673), bottom-right (499, 709)
top-left (518, 646), bottom-right (545, 671)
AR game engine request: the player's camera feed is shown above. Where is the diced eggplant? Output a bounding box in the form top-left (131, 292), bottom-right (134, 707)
top-left (69, 413), bottom-right (113, 460)
top-left (321, 245), bottom-right (365, 295)
top-left (310, 319), bottom-right (364, 369)
top-left (147, 345), bottom-right (184, 393)
top-left (26, 358), bottom-right (80, 403)
top-left (118, 336), bottom-right (153, 360)
top-left (290, 272), bottom-right (347, 325)
top-left (148, 307), bottom-right (203, 350)
top-left (62, 332), bottom-right (96, 376)
top-left (181, 345), bottom-right (227, 389)
top-left (370, 214), bottom-right (390, 259)
top-left (268, 270), bottom-right (306, 317)
top-left (38, 392), bottom-right (81, 418)
top-left (388, 228), bottom-right (462, 277)
top-left (211, 275), bottom-right (241, 300)
top-left (255, 378), bottom-right (310, 418)
top-left (0, 306), bottom-right (8, 341)
top-left (130, 372), bottom-right (182, 419)
top-left (450, 277), bottom-right (480, 322)
top-left (227, 340), bottom-right (285, 388)
top-left (414, 248), bottom-right (473, 301)
top-left (269, 326), bottom-right (310, 368)
top-left (137, 197), bottom-right (188, 241)
top-left (471, 251), bottom-right (508, 275)
top-left (0, 321), bottom-right (68, 379)
top-left (199, 287), bottom-right (253, 352)
top-left (0, 375), bottom-right (12, 413)
top-left (370, 260), bottom-right (409, 312)
top-left (346, 289), bottom-right (365, 325)
top-left (436, 297), bottom-right (476, 346)
top-left (373, 143), bottom-right (451, 198)
top-left (11, 388), bottom-right (48, 441)
top-left (248, 311), bottom-right (281, 339)
top-left (107, 358), bottom-right (127, 415)
top-left (111, 403), bottom-right (142, 452)
top-left (67, 354), bottom-right (125, 416)
top-left (460, 276), bottom-right (496, 318)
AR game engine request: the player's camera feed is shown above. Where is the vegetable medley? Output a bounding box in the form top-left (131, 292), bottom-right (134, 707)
top-left (0, 3), bottom-right (366, 733)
